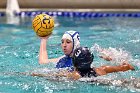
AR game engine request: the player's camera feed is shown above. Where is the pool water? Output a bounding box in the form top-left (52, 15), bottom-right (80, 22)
top-left (0, 15), bottom-right (140, 93)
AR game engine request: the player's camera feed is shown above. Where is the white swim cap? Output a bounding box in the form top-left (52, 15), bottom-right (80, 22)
top-left (62, 30), bottom-right (80, 54)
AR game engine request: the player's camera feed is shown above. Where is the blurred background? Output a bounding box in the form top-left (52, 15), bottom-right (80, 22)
top-left (1, 0), bottom-right (140, 10)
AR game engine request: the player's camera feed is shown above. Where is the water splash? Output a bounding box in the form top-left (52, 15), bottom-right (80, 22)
top-left (91, 43), bottom-right (132, 65)
top-left (79, 76), bottom-right (140, 92)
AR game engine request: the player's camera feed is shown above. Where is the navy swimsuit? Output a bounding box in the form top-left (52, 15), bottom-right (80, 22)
top-left (78, 68), bottom-right (98, 77)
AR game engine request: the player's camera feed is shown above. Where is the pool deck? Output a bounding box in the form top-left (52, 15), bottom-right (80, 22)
top-left (1, 0), bottom-right (140, 13)
top-left (1, 8), bottom-right (140, 12)
top-left (1, 0), bottom-right (140, 10)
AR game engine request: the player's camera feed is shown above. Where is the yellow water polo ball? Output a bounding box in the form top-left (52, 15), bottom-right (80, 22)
top-left (32, 14), bottom-right (54, 37)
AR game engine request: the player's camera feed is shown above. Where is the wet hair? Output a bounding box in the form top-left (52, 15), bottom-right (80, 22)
top-left (72, 47), bottom-right (94, 70)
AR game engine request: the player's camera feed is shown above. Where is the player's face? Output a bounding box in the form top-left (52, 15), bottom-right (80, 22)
top-left (61, 39), bottom-right (73, 55)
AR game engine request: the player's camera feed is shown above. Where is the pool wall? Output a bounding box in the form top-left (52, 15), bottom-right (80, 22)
top-left (0, 0), bottom-right (140, 9)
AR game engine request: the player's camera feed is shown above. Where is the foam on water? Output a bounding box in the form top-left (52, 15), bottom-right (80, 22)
top-left (79, 76), bottom-right (140, 91)
top-left (91, 43), bottom-right (132, 65)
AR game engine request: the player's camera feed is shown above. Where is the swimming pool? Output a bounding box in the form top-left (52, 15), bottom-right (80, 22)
top-left (0, 12), bottom-right (140, 93)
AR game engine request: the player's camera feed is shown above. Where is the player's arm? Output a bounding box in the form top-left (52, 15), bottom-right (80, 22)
top-left (31, 71), bottom-right (67, 77)
top-left (96, 63), bottom-right (134, 76)
top-left (67, 71), bottom-right (81, 80)
top-left (99, 55), bottom-right (112, 61)
top-left (31, 73), bottom-right (48, 77)
top-left (31, 70), bottom-right (81, 80)
top-left (39, 36), bottom-right (63, 64)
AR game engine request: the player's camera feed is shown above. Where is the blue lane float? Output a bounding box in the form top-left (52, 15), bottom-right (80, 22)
top-left (1, 11), bottom-right (140, 18)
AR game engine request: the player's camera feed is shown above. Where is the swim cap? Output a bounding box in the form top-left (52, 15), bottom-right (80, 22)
top-left (72, 47), bottom-right (94, 69)
top-left (62, 30), bottom-right (80, 54)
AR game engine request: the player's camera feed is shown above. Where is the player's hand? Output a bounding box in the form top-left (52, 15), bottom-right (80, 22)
top-left (39, 33), bottom-right (52, 39)
top-left (99, 55), bottom-right (112, 61)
